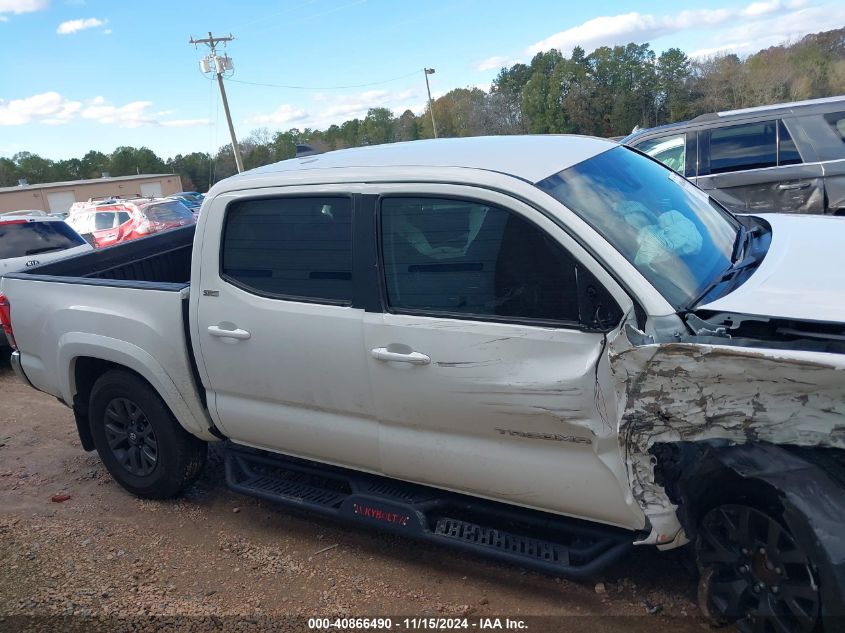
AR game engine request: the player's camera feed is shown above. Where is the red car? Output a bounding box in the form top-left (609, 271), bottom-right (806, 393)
top-left (65, 198), bottom-right (196, 248)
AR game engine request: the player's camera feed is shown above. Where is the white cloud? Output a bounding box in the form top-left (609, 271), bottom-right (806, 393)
top-left (0, 92), bottom-right (82, 126)
top-left (160, 118), bottom-right (212, 128)
top-left (688, 1), bottom-right (845, 58)
top-left (103, 28), bottom-right (112, 35)
top-left (0, 0), bottom-right (49, 15)
top-left (56, 17), bottom-right (106, 35)
top-left (81, 97), bottom-right (166, 128)
top-left (0, 91), bottom-right (210, 128)
top-left (247, 104), bottom-right (309, 126)
top-left (318, 89), bottom-right (418, 122)
top-left (472, 0), bottom-right (839, 68)
top-left (475, 56), bottom-right (519, 72)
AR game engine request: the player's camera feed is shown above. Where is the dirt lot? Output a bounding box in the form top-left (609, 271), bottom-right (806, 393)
top-left (0, 355), bottom-right (719, 632)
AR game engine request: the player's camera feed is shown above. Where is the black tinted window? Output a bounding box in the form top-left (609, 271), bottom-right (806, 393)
top-left (222, 197), bottom-right (352, 303)
top-left (778, 121), bottom-right (802, 165)
top-left (708, 121), bottom-right (776, 173)
top-left (380, 198), bottom-right (580, 323)
top-left (0, 220), bottom-right (86, 258)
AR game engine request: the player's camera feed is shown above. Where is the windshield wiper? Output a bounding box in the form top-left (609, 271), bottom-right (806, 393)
top-left (688, 227), bottom-right (764, 309)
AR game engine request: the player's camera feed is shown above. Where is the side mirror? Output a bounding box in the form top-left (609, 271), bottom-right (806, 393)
top-left (577, 266), bottom-right (623, 332)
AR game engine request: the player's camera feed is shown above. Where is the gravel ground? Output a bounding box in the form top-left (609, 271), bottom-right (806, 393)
top-left (0, 355), bottom-right (723, 632)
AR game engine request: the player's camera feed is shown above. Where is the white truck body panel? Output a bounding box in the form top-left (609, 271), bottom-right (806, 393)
top-left (699, 213), bottom-right (845, 322)
top-left (0, 277), bottom-right (216, 441)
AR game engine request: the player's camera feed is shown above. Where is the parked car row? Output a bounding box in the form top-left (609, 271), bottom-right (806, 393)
top-left (65, 196), bottom-right (197, 249)
top-left (0, 193), bottom-right (203, 284)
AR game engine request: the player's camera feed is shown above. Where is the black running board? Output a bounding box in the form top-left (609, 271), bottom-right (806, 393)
top-left (225, 444), bottom-right (635, 579)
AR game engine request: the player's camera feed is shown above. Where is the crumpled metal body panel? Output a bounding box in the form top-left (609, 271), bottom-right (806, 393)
top-left (610, 337), bottom-right (845, 547)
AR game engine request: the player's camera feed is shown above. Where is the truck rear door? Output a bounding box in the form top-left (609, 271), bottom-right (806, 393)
top-left (192, 188), bottom-right (380, 471)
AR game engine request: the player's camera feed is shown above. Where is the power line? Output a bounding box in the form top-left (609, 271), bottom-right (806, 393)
top-left (227, 70), bottom-right (420, 91)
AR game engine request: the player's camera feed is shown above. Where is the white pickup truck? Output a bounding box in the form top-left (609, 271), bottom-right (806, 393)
top-left (2, 136), bottom-right (844, 632)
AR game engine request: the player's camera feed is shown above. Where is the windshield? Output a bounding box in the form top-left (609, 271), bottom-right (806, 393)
top-left (142, 201), bottom-right (195, 223)
top-left (536, 147), bottom-right (739, 308)
top-left (0, 220), bottom-right (86, 259)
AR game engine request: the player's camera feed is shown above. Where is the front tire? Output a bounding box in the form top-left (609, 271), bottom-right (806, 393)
top-left (696, 503), bottom-right (821, 632)
top-left (89, 369), bottom-right (206, 499)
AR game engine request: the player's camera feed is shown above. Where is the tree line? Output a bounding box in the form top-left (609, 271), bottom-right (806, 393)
top-left (3, 27), bottom-right (843, 193)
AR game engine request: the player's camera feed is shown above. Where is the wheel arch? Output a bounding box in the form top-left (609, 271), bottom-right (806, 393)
top-left (654, 440), bottom-right (845, 618)
top-left (62, 335), bottom-right (218, 444)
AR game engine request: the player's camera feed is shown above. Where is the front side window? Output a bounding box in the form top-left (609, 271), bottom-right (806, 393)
top-left (634, 133), bottom-right (686, 174)
top-left (537, 146), bottom-right (739, 308)
top-left (222, 196), bottom-right (353, 303)
top-left (380, 198), bottom-right (582, 324)
top-left (708, 121), bottom-right (777, 173)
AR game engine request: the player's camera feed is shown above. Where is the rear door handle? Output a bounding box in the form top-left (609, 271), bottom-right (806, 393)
top-left (777, 182), bottom-right (811, 190)
top-left (371, 347), bottom-right (430, 365)
top-left (208, 325), bottom-right (251, 340)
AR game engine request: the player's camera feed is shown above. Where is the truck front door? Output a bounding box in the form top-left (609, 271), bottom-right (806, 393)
top-left (363, 186), bottom-right (644, 530)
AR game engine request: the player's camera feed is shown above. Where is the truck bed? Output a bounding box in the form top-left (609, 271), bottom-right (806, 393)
top-left (15, 225), bottom-right (195, 287)
top-left (0, 224), bottom-right (216, 442)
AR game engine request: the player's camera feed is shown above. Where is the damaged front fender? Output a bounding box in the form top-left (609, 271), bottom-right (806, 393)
top-left (610, 335), bottom-right (845, 548)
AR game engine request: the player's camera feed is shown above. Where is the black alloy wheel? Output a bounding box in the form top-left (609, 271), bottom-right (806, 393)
top-left (104, 397), bottom-right (159, 477)
top-left (697, 504), bottom-right (820, 633)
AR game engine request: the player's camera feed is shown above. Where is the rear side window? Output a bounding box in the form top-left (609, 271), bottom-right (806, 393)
top-left (634, 133), bottom-right (686, 174)
top-left (0, 220), bottom-right (86, 259)
top-left (222, 196), bottom-right (353, 303)
top-left (379, 198), bottom-right (581, 324)
top-left (823, 111), bottom-right (845, 142)
top-left (708, 121), bottom-right (777, 173)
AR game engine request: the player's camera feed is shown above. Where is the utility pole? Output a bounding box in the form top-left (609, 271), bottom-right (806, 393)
top-left (424, 68), bottom-right (438, 139)
top-left (190, 32), bottom-right (244, 173)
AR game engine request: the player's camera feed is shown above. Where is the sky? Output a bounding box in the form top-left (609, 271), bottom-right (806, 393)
top-left (1, 0), bottom-right (843, 160)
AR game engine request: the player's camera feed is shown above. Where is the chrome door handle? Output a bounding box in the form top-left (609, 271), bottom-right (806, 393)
top-left (371, 347), bottom-right (430, 365)
top-left (777, 182), bottom-right (811, 190)
top-left (207, 325), bottom-right (251, 340)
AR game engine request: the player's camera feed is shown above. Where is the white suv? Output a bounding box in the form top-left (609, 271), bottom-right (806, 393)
top-left (0, 214), bottom-right (92, 276)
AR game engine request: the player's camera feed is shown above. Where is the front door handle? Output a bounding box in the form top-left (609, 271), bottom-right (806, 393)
top-left (208, 325), bottom-right (251, 340)
top-left (371, 347), bottom-right (430, 365)
top-left (777, 182), bottom-right (811, 191)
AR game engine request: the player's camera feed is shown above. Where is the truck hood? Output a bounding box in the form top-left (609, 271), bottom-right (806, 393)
top-left (698, 213), bottom-right (845, 324)
top-left (0, 243), bottom-right (92, 276)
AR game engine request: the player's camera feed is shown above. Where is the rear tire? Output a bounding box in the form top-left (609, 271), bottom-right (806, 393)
top-left (89, 369), bottom-right (206, 499)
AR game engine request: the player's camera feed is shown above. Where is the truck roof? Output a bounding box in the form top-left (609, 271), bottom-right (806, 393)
top-left (216, 135), bottom-right (617, 191)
